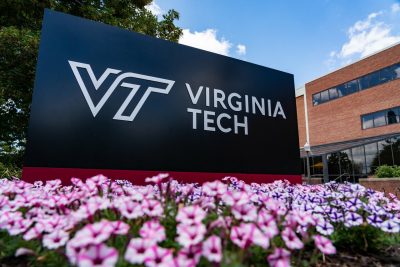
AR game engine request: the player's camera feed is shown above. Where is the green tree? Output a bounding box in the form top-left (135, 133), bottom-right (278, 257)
top-left (0, 0), bottom-right (182, 175)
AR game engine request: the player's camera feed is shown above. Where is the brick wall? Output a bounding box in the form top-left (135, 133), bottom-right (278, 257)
top-left (301, 44), bottom-right (400, 146)
top-left (359, 178), bottom-right (400, 197)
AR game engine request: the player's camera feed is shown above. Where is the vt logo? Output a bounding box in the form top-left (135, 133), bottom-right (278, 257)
top-left (68, 61), bottom-right (175, 121)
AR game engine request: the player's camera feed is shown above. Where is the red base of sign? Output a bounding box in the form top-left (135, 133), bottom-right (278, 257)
top-left (22, 167), bottom-right (301, 185)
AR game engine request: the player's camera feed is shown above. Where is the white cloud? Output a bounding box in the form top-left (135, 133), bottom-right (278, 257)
top-left (179, 29), bottom-right (232, 56)
top-left (392, 3), bottom-right (400, 13)
top-left (146, 2), bottom-right (163, 17)
top-left (327, 9), bottom-right (400, 69)
top-left (236, 44), bottom-right (246, 56)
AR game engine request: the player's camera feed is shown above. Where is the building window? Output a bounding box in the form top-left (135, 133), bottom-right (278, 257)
top-left (312, 62), bottom-right (400, 106)
top-left (361, 106), bottom-right (400, 130)
top-left (362, 114), bottom-right (374, 129)
top-left (373, 112), bottom-right (386, 127)
top-left (312, 93), bottom-right (321, 105)
top-left (328, 88), bottom-right (338, 100)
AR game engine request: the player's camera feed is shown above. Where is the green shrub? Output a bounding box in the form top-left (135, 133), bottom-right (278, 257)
top-left (331, 225), bottom-right (399, 253)
top-left (394, 166), bottom-right (400, 177)
top-left (375, 165), bottom-right (400, 178)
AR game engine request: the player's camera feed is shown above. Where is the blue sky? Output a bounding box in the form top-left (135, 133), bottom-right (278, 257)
top-left (148, 0), bottom-right (400, 88)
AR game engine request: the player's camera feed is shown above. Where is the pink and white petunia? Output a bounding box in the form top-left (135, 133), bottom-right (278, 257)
top-left (142, 199), bottom-right (164, 217)
top-left (176, 205), bottom-right (206, 225)
top-left (314, 235), bottom-right (336, 255)
top-left (72, 220), bottom-right (114, 247)
top-left (202, 181), bottom-right (227, 197)
top-left (176, 223), bottom-right (206, 248)
top-left (267, 248), bottom-right (291, 267)
top-left (281, 227), bottom-right (304, 250)
top-left (144, 246), bottom-right (174, 267)
top-left (23, 222), bottom-right (45, 240)
top-left (231, 204), bottom-right (257, 222)
top-left (118, 200), bottom-right (144, 219)
top-left (110, 221), bottom-right (130, 235)
top-left (139, 220), bottom-right (166, 243)
top-left (125, 238), bottom-right (152, 264)
top-left (230, 223), bottom-right (269, 249)
top-left (257, 210), bottom-right (279, 238)
top-left (177, 245), bottom-right (202, 266)
top-left (222, 191), bottom-right (249, 206)
top-left (202, 235), bottom-right (222, 263)
top-left (42, 230), bottom-right (69, 249)
top-left (145, 173), bottom-right (169, 184)
top-left (77, 243), bottom-right (118, 267)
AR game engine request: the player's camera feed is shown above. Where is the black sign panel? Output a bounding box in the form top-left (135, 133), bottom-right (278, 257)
top-left (23, 9), bottom-right (300, 183)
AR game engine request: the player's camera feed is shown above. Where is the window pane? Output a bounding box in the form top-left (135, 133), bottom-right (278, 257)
top-left (362, 114), bottom-right (374, 129)
top-left (328, 153), bottom-right (340, 177)
top-left (378, 139), bottom-right (394, 165)
top-left (329, 88), bottom-right (338, 100)
top-left (320, 90), bottom-right (329, 103)
top-left (352, 146), bottom-right (366, 175)
top-left (386, 109), bottom-right (399, 124)
top-left (339, 150), bottom-right (353, 175)
top-left (380, 65), bottom-right (397, 83)
top-left (360, 71), bottom-right (380, 90)
top-left (392, 137), bottom-right (400, 165)
top-left (337, 84), bottom-right (347, 97)
top-left (312, 156), bottom-right (323, 175)
top-left (394, 64), bottom-right (400, 80)
top-left (365, 143), bottom-right (378, 155)
top-left (365, 143), bottom-right (379, 174)
top-left (345, 80), bottom-right (359, 94)
top-left (373, 112), bottom-right (386, 127)
top-left (313, 93), bottom-right (321, 105)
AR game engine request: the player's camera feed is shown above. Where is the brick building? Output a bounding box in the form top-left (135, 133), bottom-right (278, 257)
top-left (296, 43), bottom-right (400, 182)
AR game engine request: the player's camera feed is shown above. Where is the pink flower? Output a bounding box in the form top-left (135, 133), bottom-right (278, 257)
top-left (139, 220), bottom-right (166, 243)
top-left (23, 222), bottom-right (45, 240)
top-left (6, 218), bottom-right (32, 236)
top-left (145, 173), bottom-right (169, 184)
top-left (230, 223), bottom-right (269, 249)
top-left (257, 210), bottom-right (279, 238)
top-left (231, 204), bottom-right (257, 222)
top-left (73, 197), bottom-right (107, 221)
top-left (222, 191), bottom-right (249, 206)
top-left (77, 243), bottom-right (118, 267)
top-left (177, 245), bottom-right (202, 266)
top-left (43, 230), bottom-right (69, 249)
top-left (86, 174), bottom-right (109, 187)
top-left (110, 221), bottom-right (129, 235)
top-left (202, 181), bottom-right (226, 197)
top-left (44, 179), bottom-right (62, 191)
top-left (173, 254), bottom-right (197, 267)
top-left (281, 227), bottom-right (303, 250)
top-left (72, 220), bottom-right (114, 247)
top-left (267, 248), bottom-right (291, 267)
top-left (142, 199), bottom-right (163, 217)
top-left (314, 235), bottom-right (336, 255)
top-left (144, 246), bottom-right (174, 267)
top-left (176, 223), bottom-right (206, 248)
top-left (202, 235), bottom-right (222, 263)
top-left (118, 200), bottom-right (144, 219)
top-left (125, 238), bottom-right (151, 264)
top-left (176, 205), bottom-right (206, 225)
top-left (66, 239), bottom-right (85, 265)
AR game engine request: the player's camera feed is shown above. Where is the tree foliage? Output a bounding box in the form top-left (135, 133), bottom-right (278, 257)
top-left (0, 0), bottom-right (182, 170)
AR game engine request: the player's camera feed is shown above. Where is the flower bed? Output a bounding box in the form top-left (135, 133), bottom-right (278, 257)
top-left (0, 174), bottom-right (399, 266)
